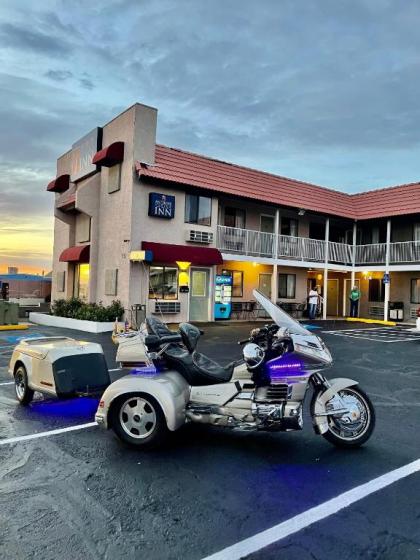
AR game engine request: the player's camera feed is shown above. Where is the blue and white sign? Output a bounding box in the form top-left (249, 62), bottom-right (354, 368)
top-left (148, 193), bottom-right (175, 219)
top-left (383, 273), bottom-right (390, 284)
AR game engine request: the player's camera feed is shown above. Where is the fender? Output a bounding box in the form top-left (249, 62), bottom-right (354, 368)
top-left (99, 370), bottom-right (190, 431)
top-left (8, 350), bottom-right (32, 381)
top-left (312, 377), bottom-right (359, 435)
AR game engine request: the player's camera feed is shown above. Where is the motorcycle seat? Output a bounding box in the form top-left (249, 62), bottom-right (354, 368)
top-left (146, 317), bottom-right (236, 386)
top-left (164, 345), bottom-right (235, 386)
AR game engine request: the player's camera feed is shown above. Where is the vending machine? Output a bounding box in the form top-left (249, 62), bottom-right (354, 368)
top-left (214, 274), bottom-right (233, 320)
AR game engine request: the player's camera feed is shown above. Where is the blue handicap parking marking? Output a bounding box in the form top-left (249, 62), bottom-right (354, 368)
top-left (302, 324), bottom-right (322, 330)
top-left (3, 332), bottom-right (47, 344)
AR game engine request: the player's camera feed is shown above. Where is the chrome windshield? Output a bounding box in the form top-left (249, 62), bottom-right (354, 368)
top-left (253, 289), bottom-right (313, 336)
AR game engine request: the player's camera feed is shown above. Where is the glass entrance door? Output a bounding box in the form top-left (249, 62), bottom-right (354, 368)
top-left (73, 263), bottom-right (90, 301)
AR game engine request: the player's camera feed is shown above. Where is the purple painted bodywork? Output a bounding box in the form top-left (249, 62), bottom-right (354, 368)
top-left (265, 354), bottom-right (305, 383)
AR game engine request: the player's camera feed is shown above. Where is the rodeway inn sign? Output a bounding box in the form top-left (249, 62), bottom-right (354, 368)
top-left (148, 192), bottom-right (175, 219)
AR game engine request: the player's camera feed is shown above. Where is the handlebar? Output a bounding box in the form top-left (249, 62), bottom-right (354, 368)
top-left (238, 339), bottom-right (250, 345)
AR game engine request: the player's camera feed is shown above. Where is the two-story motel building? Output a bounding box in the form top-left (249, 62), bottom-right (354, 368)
top-left (48, 102), bottom-right (420, 324)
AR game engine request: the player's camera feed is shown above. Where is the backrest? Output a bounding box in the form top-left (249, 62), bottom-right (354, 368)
top-left (146, 317), bottom-right (173, 339)
top-left (179, 322), bottom-right (201, 353)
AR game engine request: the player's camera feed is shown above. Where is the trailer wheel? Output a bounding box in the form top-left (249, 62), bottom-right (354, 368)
top-left (14, 365), bottom-right (34, 405)
top-left (110, 393), bottom-right (169, 449)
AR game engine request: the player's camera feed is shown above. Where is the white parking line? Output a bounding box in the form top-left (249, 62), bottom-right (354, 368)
top-left (0, 381), bottom-right (13, 386)
top-left (0, 422), bottom-right (97, 446)
top-left (201, 458), bottom-right (420, 560)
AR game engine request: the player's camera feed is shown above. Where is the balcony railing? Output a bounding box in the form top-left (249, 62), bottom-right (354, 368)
top-left (217, 226), bottom-right (420, 266)
top-left (355, 243), bottom-right (387, 264)
top-left (217, 226), bottom-right (348, 264)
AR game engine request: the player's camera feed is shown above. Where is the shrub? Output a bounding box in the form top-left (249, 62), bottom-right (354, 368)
top-left (51, 299), bottom-right (124, 322)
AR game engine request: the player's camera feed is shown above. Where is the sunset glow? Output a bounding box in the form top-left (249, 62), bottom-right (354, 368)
top-left (0, 216), bottom-right (53, 274)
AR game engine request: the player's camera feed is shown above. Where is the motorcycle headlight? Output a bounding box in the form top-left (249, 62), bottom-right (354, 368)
top-left (243, 343), bottom-right (265, 369)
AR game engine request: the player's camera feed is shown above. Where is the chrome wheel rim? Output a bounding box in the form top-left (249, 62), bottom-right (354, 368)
top-left (327, 389), bottom-right (371, 441)
top-left (15, 370), bottom-right (26, 400)
top-left (119, 396), bottom-right (157, 439)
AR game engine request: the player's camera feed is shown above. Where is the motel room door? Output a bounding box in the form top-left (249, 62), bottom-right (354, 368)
top-left (327, 278), bottom-right (339, 316)
top-left (260, 215), bottom-right (275, 256)
top-left (189, 268), bottom-right (210, 322)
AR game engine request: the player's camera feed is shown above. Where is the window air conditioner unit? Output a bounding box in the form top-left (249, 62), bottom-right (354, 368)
top-left (187, 230), bottom-right (213, 244)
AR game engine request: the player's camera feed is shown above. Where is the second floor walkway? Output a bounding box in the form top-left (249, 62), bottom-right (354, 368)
top-left (216, 225), bottom-right (420, 267)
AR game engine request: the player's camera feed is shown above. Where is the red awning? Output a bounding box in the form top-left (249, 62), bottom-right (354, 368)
top-left (47, 174), bottom-right (70, 193)
top-left (59, 245), bottom-right (90, 263)
top-left (142, 242), bottom-right (223, 266)
top-left (92, 141), bottom-right (124, 167)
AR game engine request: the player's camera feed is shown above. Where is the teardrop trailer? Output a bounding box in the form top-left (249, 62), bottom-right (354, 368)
top-left (8, 337), bottom-right (110, 404)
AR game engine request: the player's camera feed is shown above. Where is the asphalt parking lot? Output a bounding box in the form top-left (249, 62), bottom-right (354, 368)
top-left (0, 321), bottom-right (419, 560)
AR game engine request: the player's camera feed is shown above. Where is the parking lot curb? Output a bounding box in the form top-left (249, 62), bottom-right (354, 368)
top-left (345, 318), bottom-right (396, 326)
top-left (0, 324), bottom-right (30, 331)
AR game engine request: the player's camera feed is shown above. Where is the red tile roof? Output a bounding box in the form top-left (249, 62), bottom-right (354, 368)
top-left (136, 145), bottom-right (420, 221)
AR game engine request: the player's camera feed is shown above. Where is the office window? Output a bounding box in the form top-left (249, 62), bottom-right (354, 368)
top-left (224, 207), bottom-right (246, 229)
top-left (278, 273), bottom-right (296, 299)
top-left (411, 279), bottom-right (420, 303)
top-left (281, 217), bottom-right (298, 237)
top-left (185, 194), bottom-right (211, 226)
top-left (105, 269), bottom-right (118, 296)
top-left (149, 266), bottom-right (178, 300)
top-left (108, 164), bottom-right (121, 194)
top-left (223, 269), bottom-right (243, 297)
top-left (368, 279), bottom-right (385, 302)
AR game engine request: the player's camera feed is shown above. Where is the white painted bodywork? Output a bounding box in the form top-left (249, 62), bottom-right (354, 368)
top-left (9, 337), bottom-right (105, 396)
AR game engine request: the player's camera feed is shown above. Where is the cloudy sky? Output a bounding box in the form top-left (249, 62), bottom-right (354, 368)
top-left (1, 0), bottom-right (420, 271)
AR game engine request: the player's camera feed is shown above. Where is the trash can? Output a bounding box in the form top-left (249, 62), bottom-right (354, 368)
top-left (389, 301), bottom-right (404, 322)
top-left (2, 302), bottom-right (19, 325)
top-left (131, 304), bottom-right (146, 329)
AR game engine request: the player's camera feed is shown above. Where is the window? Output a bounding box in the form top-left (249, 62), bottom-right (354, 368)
top-left (281, 217), bottom-right (298, 237)
top-left (73, 264), bottom-right (90, 302)
top-left (411, 279), bottom-right (420, 303)
top-left (224, 207), bottom-right (246, 229)
top-left (108, 164), bottom-right (121, 194)
top-left (309, 222), bottom-right (325, 240)
top-left (185, 194), bottom-right (211, 226)
top-left (222, 269), bottom-right (243, 297)
top-left (278, 273), bottom-right (296, 299)
top-left (191, 270), bottom-right (207, 297)
top-left (77, 214), bottom-right (91, 243)
top-left (105, 269), bottom-right (118, 296)
top-left (56, 271), bottom-right (66, 292)
top-left (368, 279), bottom-right (384, 302)
top-left (149, 266), bottom-right (178, 300)
top-left (258, 273), bottom-right (272, 299)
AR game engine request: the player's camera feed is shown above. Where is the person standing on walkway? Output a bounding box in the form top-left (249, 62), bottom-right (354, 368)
top-left (308, 287), bottom-right (320, 320)
top-left (349, 285), bottom-right (361, 317)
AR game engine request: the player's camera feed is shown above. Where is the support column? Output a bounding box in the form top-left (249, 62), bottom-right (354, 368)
top-left (271, 209), bottom-right (280, 304)
top-left (351, 221), bottom-right (357, 288)
top-left (384, 218), bottom-right (391, 322)
top-left (323, 218), bottom-right (330, 320)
